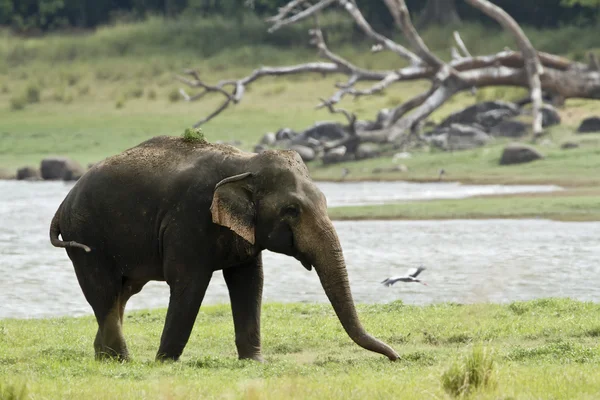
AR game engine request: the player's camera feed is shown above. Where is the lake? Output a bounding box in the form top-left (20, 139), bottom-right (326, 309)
top-left (2, 180), bottom-right (597, 320)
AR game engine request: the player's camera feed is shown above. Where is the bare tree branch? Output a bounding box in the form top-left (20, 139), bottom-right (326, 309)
top-left (383, 0), bottom-right (446, 69)
top-left (267, 0), bottom-right (337, 33)
top-left (453, 31), bottom-right (472, 58)
top-left (339, 0), bottom-right (422, 65)
top-left (465, 0), bottom-right (544, 135)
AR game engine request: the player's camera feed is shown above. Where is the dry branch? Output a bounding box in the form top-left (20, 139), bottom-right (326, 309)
top-left (178, 0), bottom-right (600, 145)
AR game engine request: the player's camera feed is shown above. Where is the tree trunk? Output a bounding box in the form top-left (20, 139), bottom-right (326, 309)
top-left (418, 0), bottom-right (461, 29)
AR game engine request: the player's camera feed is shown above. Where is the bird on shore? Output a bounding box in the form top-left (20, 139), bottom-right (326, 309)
top-left (381, 265), bottom-right (428, 286)
top-left (341, 168), bottom-right (350, 180)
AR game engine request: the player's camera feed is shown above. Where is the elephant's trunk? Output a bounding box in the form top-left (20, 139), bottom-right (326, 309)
top-left (309, 221), bottom-right (399, 361)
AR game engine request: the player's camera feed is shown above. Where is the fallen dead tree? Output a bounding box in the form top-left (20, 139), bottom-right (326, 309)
top-left (177, 0), bottom-right (600, 161)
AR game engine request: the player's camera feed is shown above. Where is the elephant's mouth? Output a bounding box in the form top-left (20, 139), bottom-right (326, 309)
top-left (294, 252), bottom-right (313, 271)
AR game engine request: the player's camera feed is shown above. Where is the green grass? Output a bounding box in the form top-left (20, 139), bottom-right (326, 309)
top-left (328, 189), bottom-right (600, 221)
top-left (1, 299), bottom-right (600, 399)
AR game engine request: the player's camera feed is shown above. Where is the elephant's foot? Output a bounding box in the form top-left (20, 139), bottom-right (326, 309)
top-left (239, 353), bottom-right (264, 363)
top-left (95, 347), bottom-right (129, 362)
top-left (155, 352), bottom-right (180, 362)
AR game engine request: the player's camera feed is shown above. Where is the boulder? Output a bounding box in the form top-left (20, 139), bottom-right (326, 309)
top-left (0, 168), bottom-right (16, 180)
top-left (260, 132), bottom-right (277, 146)
top-left (476, 109), bottom-right (516, 129)
top-left (275, 128), bottom-right (297, 141)
top-left (490, 120), bottom-right (529, 138)
top-left (499, 143), bottom-right (544, 165)
top-left (540, 104), bottom-right (561, 127)
top-left (301, 122), bottom-right (347, 141)
top-left (577, 117), bottom-right (600, 134)
top-left (17, 166), bottom-right (41, 181)
top-left (253, 144), bottom-right (268, 154)
top-left (439, 101), bottom-right (520, 128)
top-left (355, 143), bottom-right (382, 160)
top-left (322, 146), bottom-right (350, 165)
top-left (289, 145), bottom-right (316, 162)
top-left (41, 157), bottom-right (85, 181)
top-left (561, 141), bottom-right (579, 150)
top-left (429, 124), bottom-right (492, 151)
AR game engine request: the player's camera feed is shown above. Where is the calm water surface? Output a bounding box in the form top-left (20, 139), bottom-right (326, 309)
top-left (1, 180), bottom-right (597, 319)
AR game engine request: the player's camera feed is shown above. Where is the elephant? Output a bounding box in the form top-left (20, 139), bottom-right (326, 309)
top-left (49, 135), bottom-right (399, 362)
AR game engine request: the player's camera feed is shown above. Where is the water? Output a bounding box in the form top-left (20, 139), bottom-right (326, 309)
top-left (2, 180), bottom-right (597, 320)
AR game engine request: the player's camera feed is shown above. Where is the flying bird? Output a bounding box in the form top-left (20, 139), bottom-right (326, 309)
top-left (381, 266), bottom-right (427, 286)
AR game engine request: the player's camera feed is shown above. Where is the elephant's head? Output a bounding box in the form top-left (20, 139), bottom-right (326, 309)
top-left (210, 150), bottom-right (399, 361)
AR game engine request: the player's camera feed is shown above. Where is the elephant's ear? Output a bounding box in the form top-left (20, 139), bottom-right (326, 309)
top-left (210, 172), bottom-right (255, 244)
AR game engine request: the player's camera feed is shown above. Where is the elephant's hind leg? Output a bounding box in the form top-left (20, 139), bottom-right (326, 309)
top-left (223, 256), bottom-right (264, 362)
top-left (68, 249), bottom-right (129, 361)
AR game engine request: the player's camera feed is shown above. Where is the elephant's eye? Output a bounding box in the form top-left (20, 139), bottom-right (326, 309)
top-left (282, 205), bottom-right (300, 218)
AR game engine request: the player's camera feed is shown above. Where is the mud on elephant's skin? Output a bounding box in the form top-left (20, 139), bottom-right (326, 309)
top-left (49, 136), bottom-right (399, 362)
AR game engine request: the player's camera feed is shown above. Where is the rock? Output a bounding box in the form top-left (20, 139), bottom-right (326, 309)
top-left (476, 109), bottom-right (516, 129)
top-left (0, 168), bottom-right (16, 180)
top-left (429, 124), bottom-right (492, 151)
top-left (490, 120), bottom-right (529, 138)
top-left (17, 166), bottom-right (41, 180)
top-left (289, 145), bottom-right (316, 162)
top-left (561, 141), bottom-right (579, 150)
top-left (499, 143), bottom-right (544, 165)
top-left (290, 136), bottom-right (322, 149)
top-left (253, 144), bottom-right (268, 154)
top-left (540, 104), bottom-right (561, 127)
top-left (355, 143), bottom-right (381, 160)
top-left (260, 132), bottom-right (276, 146)
top-left (275, 128), bottom-right (297, 141)
top-left (439, 101), bottom-right (520, 128)
top-left (322, 146), bottom-right (350, 165)
top-left (372, 165), bottom-right (408, 174)
top-left (301, 122), bottom-right (347, 142)
top-left (41, 157), bottom-right (85, 181)
top-left (577, 117), bottom-right (600, 134)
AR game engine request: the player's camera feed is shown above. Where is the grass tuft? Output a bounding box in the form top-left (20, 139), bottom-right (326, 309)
top-left (182, 127), bottom-right (205, 143)
top-left (441, 345), bottom-right (497, 398)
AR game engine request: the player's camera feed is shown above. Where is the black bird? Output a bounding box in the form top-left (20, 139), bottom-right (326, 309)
top-left (381, 266), bottom-right (427, 286)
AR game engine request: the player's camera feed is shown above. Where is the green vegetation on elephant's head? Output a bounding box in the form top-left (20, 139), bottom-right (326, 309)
top-left (182, 127), bottom-right (206, 143)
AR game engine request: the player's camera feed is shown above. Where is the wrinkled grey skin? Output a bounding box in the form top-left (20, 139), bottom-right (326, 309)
top-left (50, 136), bottom-right (399, 362)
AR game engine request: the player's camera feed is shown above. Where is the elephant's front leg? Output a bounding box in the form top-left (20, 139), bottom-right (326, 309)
top-left (223, 255), bottom-right (264, 362)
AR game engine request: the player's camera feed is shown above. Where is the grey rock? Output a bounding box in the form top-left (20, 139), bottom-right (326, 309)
top-left (301, 122), bottom-right (347, 141)
top-left (429, 124), bottom-right (492, 151)
top-left (289, 144), bottom-right (316, 162)
top-left (40, 157), bottom-right (85, 181)
top-left (322, 146), bottom-right (351, 165)
top-left (17, 166), bottom-right (41, 181)
top-left (490, 120), bottom-right (529, 138)
top-left (253, 144), bottom-right (268, 154)
top-left (355, 143), bottom-right (382, 160)
top-left (275, 128), bottom-right (297, 141)
top-left (577, 117), bottom-right (600, 134)
top-left (476, 109), bottom-right (515, 129)
top-left (372, 164), bottom-right (408, 174)
top-left (439, 101), bottom-right (520, 128)
top-left (499, 143), bottom-right (544, 165)
top-left (540, 104), bottom-right (561, 127)
top-left (260, 132), bottom-right (277, 146)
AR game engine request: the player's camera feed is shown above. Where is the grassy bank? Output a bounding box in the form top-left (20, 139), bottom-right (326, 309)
top-left (328, 188), bottom-right (600, 221)
top-left (1, 299), bottom-right (600, 399)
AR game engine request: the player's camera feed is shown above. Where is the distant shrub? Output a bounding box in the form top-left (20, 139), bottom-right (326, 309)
top-left (10, 96), bottom-right (26, 110)
top-left (63, 93), bottom-right (74, 104)
top-left (147, 89), bottom-right (157, 100)
top-left (115, 97), bottom-right (125, 109)
top-left (64, 72), bottom-right (80, 86)
top-left (127, 87), bottom-right (144, 99)
top-left (441, 346), bottom-right (496, 398)
top-left (168, 88), bottom-right (180, 102)
top-left (95, 69), bottom-right (112, 81)
top-left (1, 83), bottom-right (10, 93)
top-left (25, 84), bottom-right (41, 103)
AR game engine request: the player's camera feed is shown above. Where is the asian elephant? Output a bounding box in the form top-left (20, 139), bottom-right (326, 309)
top-left (49, 136), bottom-right (399, 362)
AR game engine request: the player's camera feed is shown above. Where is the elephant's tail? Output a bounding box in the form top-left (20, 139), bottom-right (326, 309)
top-left (49, 211), bottom-right (91, 253)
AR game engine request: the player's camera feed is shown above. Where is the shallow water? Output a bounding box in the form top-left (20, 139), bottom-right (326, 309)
top-left (1, 180), bottom-right (597, 320)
